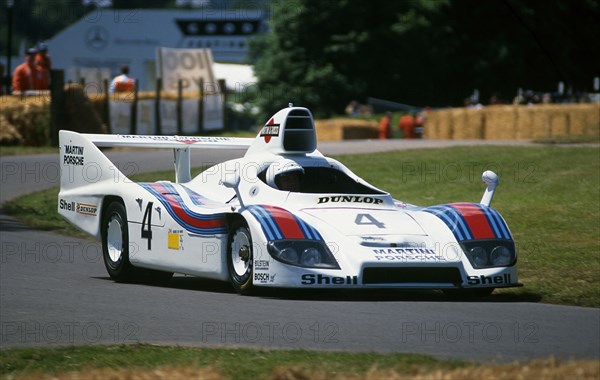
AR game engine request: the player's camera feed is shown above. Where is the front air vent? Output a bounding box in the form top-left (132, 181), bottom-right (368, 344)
top-left (362, 267), bottom-right (462, 286)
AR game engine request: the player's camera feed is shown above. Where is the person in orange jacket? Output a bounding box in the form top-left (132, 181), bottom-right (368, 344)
top-left (109, 64), bottom-right (135, 93)
top-left (34, 42), bottom-right (52, 90)
top-left (378, 111), bottom-right (393, 139)
top-left (398, 112), bottom-right (416, 139)
top-left (12, 48), bottom-right (47, 94)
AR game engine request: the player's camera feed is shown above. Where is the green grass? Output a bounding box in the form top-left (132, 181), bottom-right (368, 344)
top-left (2, 146), bottom-right (599, 306)
top-left (337, 146), bottom-right (600, 307)
top-left (0, 345), bottom-right (464, 379)
top-left (0, 145), bottom-right (59, 156)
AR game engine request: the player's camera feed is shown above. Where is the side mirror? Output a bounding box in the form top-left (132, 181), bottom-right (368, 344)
top-left (221, 173), bottom-right (241, 189)
top-left (480, 170), bottom-right (499, 207)
top-left (221, 173), bottom-right (244, 208)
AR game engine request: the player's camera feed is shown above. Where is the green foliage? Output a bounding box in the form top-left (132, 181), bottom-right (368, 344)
top-left (250, 0), bottom-right (600, 116)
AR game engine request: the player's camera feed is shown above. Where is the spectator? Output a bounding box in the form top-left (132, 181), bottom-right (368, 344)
top-left (414, 110), bottom-right (425, 138)
top-left (398, 112), bottom-right (416, 139)
top-left (345, 100), bottom-right (360, 117)
top-left (35, 42), bottom-right (52, 71)
top-left (378, 111), bottom-right (393, 139)
top-left (33, 42), bottom-right (51, 90)
top-left (12, 47), bottom-right (46, 94)
top-left (109, 64), bottom-right (135, 93)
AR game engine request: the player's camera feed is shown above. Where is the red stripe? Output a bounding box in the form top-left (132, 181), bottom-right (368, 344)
top-left (451, 203), bottom-right (495, 239)
top-left (152, 184), bottom-right (225, 229)
top-left (263, 205), bottom-right (304, 239)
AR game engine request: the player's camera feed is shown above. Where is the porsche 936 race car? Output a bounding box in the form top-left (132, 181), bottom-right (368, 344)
top-left (58, 106), bottom-right (521, 296)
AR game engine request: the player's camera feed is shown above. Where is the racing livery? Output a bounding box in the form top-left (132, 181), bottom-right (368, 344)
top-left (58, 106), bottom-right (521, 296)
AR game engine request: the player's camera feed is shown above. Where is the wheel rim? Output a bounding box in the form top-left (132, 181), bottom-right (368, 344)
top-left (231, 228), bottom-right (251, 277)
top-left (106, 215), bottom-right (123, 263)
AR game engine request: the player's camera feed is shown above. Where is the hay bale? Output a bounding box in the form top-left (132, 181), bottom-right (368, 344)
top-left (463, 108), bottom-right (485, 139)
top-left (583, 103), bottom-right (600, 137)
top-left (484, 105), bottom-right (516, 139)
top-left (549, 106), bottom-right (569, 137)
top-left (0, 113), bottom-right (24, 145)
top-left (435, 109), bottom-right (453, 139)
top-left (314, 118), bottom-right (378, 141)
top-left (449, 109), bottom-right (467, 140)
top-left (515, 106), bottom-right (534, 139)
top-left (0, 97), bottom-right (50, 146)
top-left (422, 110), bottom-right (439, 139)
top-left (568, 104), bottom-right (588, 136)
top-left (529, 105), bottom-right (551, 139)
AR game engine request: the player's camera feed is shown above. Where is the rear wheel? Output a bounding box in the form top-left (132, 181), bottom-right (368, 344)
top-left (102, 201), bottom-right (135, 282)
top-left (227, 220), bottom-right (254, 295)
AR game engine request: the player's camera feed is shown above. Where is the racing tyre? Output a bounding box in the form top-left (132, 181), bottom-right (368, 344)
top-left (102, 201), bottom-right (135, 282)
top-left (227, 220), bottom-right (254, 295)
top-left (443, 288), bottom-right (495, 298)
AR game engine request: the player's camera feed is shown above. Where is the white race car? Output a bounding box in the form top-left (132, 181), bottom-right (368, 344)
top-left (58, 106), bottom-right (521, 296)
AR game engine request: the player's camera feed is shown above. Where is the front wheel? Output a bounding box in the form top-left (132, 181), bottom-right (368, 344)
top-left (227, 220), bottom-right (254, 295)
top-left (102, 201), bottom-right (135, 282)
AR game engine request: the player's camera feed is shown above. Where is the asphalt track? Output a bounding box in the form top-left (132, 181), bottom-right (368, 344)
top-left (1, 139), bottom-right (598, 362)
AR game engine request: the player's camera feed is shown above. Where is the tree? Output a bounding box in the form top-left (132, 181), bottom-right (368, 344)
top-left (249, 0), bottom-right (600, 116)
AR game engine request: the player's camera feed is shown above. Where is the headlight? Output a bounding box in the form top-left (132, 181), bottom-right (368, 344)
top-left (470, 247), bottom-right (487, 267)
top-left (267, 240), bottom-right (340, 269)
top-left (491, 246), bottom-right (512, 266)
top-left (462, 240), bottom-right (516, 269)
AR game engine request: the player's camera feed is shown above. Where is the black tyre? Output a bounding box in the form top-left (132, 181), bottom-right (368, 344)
top-left (443, 287), bottom-right (495, 298)
top-left (227, 220), bottom-right (254, 295)
top-left (101, 201), bottom-right (135, 282)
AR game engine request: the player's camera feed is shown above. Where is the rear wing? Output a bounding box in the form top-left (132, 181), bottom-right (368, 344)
top-left (59, 131), bottom-right (253, 186)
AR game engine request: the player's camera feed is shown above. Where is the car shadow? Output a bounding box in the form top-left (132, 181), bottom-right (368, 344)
top-left (92, 275), bottom-right (542, 303)
top-left (255, 288), bottom-right (543, 303)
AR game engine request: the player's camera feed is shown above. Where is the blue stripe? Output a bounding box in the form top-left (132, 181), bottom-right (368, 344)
top-left (255, 206), bottom-right (284, 240)
top-left (425, 206), bottom-right (473, 241)
top-left (488, 208), bottom-right (511, 239)
top-left (478, 204), bottom-right (503, 239)
top-left (295, 216), bottom-right (320, 240)
top-left (424, 207), bottom-right (466, 241)
top-left (248, 205), bottom-right (281, 240)
top-left (139, 183), bottom-right (226, 235)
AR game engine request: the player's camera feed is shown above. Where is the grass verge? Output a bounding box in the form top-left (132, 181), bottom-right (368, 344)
top-left (2, 146), bottom-right (599, 307)
top-left (2, 345), bottom-right (598, 380)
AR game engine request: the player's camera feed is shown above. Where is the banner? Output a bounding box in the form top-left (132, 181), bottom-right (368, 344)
top-left (156, 47), bottom-right (223, 130)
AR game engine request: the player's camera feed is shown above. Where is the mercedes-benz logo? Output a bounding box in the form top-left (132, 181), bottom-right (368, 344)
top-left (85, 26), bottom-right (109, 51)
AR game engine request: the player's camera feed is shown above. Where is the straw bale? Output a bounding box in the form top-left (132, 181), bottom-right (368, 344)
top-left (314, 118), bottom-right (378, 141)
top-left (515, 106), bottom-right (534, 139)
top-left (448, 109), bottom-right (469, 140)
top-left (484, 105), bottom-right (516, 139)
top-left (0, 113), bottom-right (24, 145)
top-left (568, 104), bottom-right (589, 136)
top-left (462, 108), bottom-right (485, 139)
top-left (438, 109), bottom-right (454, 139)
top-left (0, 98), bottom-right (50, 145)
top-left (583, 103), bottom-right (600, 136)
top-left (549, 107), bottom-right (569, 137)
top-left (529, 105), bottom-right (551, 139)
top-left (422, 110), bottom-right (439, 139)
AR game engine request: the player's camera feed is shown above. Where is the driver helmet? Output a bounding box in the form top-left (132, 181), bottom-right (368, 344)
top-left (266, 158), bottom-right (304, 189)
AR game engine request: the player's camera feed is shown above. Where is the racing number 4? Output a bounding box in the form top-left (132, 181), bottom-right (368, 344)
top-left (355, 213), bottom-right (385, 229)
top-left (141, 202), bottom-right (153, 250)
